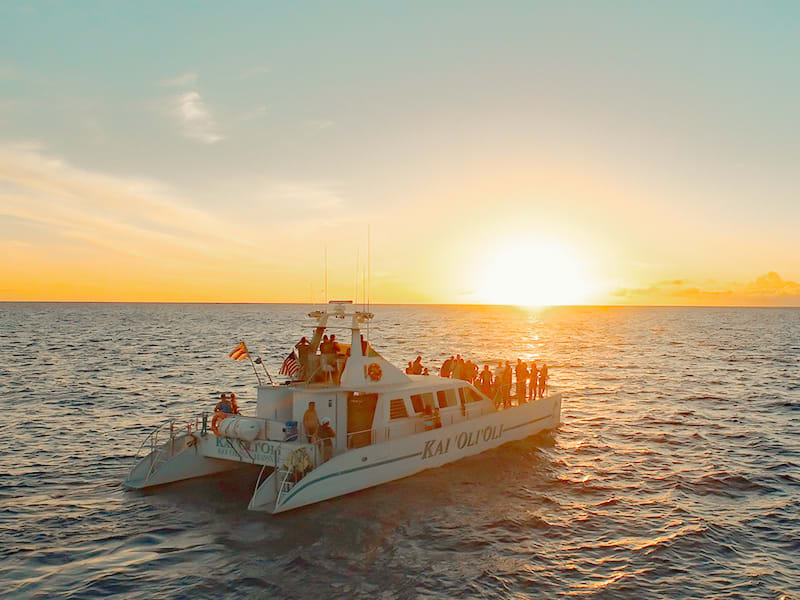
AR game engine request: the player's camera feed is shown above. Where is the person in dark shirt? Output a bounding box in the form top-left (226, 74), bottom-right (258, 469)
top-left (529, 361), bottom-right (539, 400)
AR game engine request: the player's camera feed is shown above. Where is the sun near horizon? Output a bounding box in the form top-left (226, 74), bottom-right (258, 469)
top-left (1, 3), bottom-right (798, 307)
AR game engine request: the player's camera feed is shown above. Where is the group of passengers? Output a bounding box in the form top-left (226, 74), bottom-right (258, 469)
top-left (214, 392), bottom-right (241, 414)
top-left (295, 334), bottom-right (342, 383)
top-left (296, 333), bottom-right (373, 384)
top-left (405, 355), bottom-right (430, 376)
top-left (409, 354), bottom-right (549, 407)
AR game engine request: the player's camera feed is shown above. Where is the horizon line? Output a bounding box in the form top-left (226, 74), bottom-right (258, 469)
top-left (1, 301), bottom-right (798, 309)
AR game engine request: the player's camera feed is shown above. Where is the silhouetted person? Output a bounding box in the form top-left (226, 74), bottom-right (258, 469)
top-left (452, 357), bottom-right (465, 380)
top-left (503, 361), bottom-right (513, 407)
top-left (296, 337), bottom-right (311, 379)
top-left (479, 364), bottom-right (493, 396)
top-left (538, 363), bottom-right (548, 397)
top-left (529, 361), bottom-right (539, 400)
top-left (515, 359), bottom-right (528, 404)
top-left (441, 356), bottom-right (454, 378)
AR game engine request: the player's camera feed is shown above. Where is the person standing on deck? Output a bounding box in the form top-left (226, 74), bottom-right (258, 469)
top-left (529, 361), bottom-right (539, 400)
top-left (515, 359), bottom-right (528, 404)
top-left (502, 361), bottom-right (513, 407)
top-left (479, 364), bottom-right (493, 396)
top-left (452, 357), bottom-right (465, 381)
top-left (318, 417), bottom-right (336, 462)
top-left (411, 355), bottom-right (423, 375)
top-left (493, 361), bottom-right (504, 405)
top-left (296, 337), bottom-right (311, 380)
top-left (538, 363), bottom-right (549, 398)
top-left (303, 401), bottom-right (320, 443)
top-left (441, 356), bottom-right (454, 378)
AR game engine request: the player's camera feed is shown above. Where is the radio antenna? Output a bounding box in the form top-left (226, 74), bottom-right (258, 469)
top-left (324, 247), bottom-right (328, 305)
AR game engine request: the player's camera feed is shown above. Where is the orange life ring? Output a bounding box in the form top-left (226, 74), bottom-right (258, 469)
top-left (211, 411), bottom-right (232, 436)
top-left (367, 362), bottom-right (382, 381)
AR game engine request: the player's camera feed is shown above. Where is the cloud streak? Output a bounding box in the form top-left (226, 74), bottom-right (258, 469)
top-left (612, 272), bottom-right (800, 306)
top-left (173, 91), bottom-right (222, 144)
top-left (162, 71), bottom-right (197, 87)
top-left (0, 142), bottom-right (249, 263)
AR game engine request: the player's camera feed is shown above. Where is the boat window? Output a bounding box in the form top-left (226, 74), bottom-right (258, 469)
top-left (421, 392), bottom-right (435, 411)
top-left (410, 394), bottom-right (424, 413)
top-left (467, 388), bottom-right (483, 403)
top-left (437, 389), bottom-right (457, 408)
top-left (389, 398), bottom-right (408, 419)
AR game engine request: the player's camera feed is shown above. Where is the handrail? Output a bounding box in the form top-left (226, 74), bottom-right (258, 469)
top-left (128, 413), bottom-right (206, 483)
top-left (275, 468), bottom-right (295, 507)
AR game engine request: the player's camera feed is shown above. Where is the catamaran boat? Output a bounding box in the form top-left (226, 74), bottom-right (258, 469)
top-left (124, 302), bottom-right (562, 513)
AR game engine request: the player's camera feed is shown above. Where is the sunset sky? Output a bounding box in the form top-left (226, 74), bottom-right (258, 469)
top-left (1, 2), bottom-right (798, 305)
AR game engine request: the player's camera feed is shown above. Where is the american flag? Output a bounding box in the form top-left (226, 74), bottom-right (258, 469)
top-left (279, 350), bottom-right (300, 377)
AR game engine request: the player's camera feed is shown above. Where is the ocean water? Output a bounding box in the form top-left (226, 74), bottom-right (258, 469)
top-left (0, 303), bottom-right (798, 599)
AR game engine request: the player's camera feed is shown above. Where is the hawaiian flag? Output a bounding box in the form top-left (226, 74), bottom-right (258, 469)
top-left (229, 341), bottom-right (249, 361)
top-left (279, 350), bottom-right (300, 377)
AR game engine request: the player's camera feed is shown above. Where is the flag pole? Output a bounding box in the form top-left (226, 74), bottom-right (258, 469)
top-left (243, 341), bottom-right (263, 386)
top-left (258, 357), bottom-right (274, 385)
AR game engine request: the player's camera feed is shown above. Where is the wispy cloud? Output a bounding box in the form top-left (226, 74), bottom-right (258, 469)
top-left (264, 181), bottom-right (344, 211)
top-left (173, 91), bottom-right (223, 144)
top-left (162, 71), bottom-right (197, 87)
top-left (612, 272), bottom-right (800, 306)
top-left (0, 142), bottom-right (248, 263)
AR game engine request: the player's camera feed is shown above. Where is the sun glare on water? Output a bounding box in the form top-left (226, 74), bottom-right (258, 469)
top-left (475, 239), bottom-right (592, 306)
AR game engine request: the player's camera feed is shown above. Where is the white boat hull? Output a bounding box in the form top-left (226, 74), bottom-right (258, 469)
top-left (252, 393), bottom-right (561, 513)
top-left (125, 394), bottom-right (561, 512)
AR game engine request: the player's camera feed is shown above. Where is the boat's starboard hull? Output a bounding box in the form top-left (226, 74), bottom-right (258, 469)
top-left (253, 393), bottom-right (561, 513)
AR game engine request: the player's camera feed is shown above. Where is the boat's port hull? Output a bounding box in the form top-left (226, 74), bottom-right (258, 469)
top-left (124, 435), bottom-right (245, 489)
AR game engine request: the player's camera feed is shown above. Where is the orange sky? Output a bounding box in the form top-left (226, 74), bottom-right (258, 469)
top-left (1, 5), bottom-right (798, 306)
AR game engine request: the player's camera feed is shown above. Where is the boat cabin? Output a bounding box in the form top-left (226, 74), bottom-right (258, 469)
top-left (254, 302), bottom-right (493, 457)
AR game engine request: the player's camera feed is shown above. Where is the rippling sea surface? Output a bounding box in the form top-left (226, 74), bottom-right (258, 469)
top-left (1, 304), bottom-right (798, 599)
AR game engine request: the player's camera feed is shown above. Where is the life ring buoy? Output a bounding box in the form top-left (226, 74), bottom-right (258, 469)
top-left (367, 362), bottom-right (382, 381)
top-left (211, 411), bottom-right (232, 436)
